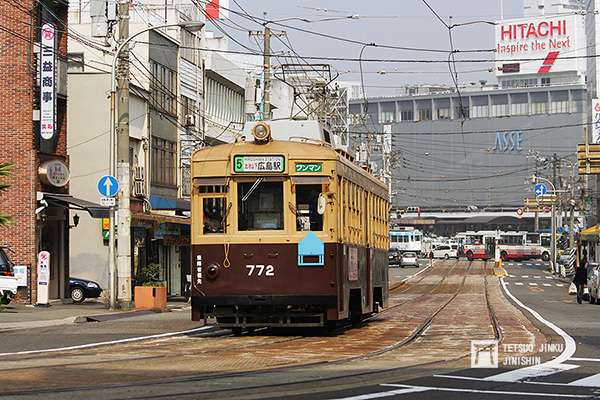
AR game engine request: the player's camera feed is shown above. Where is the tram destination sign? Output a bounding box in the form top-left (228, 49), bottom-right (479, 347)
top-left (295, 163), bottom-right (322, 173)
top-left (233, 155), bottom-right (285, 173)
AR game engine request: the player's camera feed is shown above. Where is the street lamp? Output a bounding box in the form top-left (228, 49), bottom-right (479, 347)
top-left (532, 175), bottom-right (558, 274)
top-left (107, 20), bottom-right (205, 310)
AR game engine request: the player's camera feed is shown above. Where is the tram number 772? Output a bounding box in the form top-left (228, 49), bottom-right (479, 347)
top-left (246, 264), bottom-right (275, 277)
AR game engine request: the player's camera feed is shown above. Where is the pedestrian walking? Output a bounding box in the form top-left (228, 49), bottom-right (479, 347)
top-left (573, 262), bottom-right (588, 304)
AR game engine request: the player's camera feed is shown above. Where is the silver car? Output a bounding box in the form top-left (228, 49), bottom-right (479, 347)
top-left (400, 252), bottom-right (419, 268)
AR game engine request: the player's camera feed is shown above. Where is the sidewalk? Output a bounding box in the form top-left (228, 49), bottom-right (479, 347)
top-left (0, 300), bottom-right (190, 331)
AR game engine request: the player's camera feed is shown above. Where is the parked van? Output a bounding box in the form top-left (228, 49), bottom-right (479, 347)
top-left (431, 244), bottom-right (458, 259)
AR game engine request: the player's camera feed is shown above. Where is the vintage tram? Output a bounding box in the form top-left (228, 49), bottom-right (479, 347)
top-left (190, 121), bottom-right (389, 330)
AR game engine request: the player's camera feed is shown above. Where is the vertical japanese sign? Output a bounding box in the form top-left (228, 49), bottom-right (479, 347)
top-left (40, 23), bottom-right (56, 140)
top-left (593, 99), bottom-right (600, 144)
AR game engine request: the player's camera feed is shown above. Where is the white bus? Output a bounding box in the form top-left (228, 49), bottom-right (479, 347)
top-left (390, 228), bottom-right (423, 255)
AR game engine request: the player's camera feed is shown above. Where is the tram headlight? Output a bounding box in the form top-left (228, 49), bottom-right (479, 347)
top-left (206, 263), bottom-right (220, 281)
top-left (251, 121), bottom-right (271, 143)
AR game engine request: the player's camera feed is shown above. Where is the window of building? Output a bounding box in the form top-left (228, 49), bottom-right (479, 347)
top-left (470, 105), bottom-right (488, 118)
top-left (150, 60), bottom-right (177, 115)
top-left (180, 29), bottom-right (199, 65)
top-left (437, 107), bottom-right (450, 119)
top-left (532, 101), bottom-right (547, 114)
top-left (510, 93), bottom-right (528, 115)
top-left (238, 180), bottom-right (283, 231)
top-left (416, 107), bottom-right (432, 121)
top-left (541, 77), bottom-right (551, 86)
top-left (400, 109), bottom-right (414, 122)
top-left (151, 137), bottom-right (176, 186)
top-left (454, 105), bottom-right (469, 119)
top-left (379, 110), bottom-right (395, 123)
top-left (295, 184), bottom-right (323, 231)
top-left (67, 52), bottom-right (84, 72)
top-left (490, 95), bottom-right (509, 117)
top-left (203, 198), bottom-right (227, 234)
top-left (550, 91), bottom-right (569, 114)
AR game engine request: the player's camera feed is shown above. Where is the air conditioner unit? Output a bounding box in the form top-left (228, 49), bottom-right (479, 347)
top-left (184, 114), bottom-right (196, 127)
top-left (133, 180), bottom-right (146, 198)
top-left (133, 165), bottom-right (144, 181)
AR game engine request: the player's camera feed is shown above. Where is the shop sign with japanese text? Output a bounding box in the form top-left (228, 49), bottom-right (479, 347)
top-left (40, 23), bottom-right (56, 140)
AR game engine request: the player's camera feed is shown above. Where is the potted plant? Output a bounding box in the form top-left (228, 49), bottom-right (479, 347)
top-left (134, 263), bottom-right (167, 311)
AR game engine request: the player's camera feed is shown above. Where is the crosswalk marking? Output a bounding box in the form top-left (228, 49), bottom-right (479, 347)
top-left (529, 282), bottom-right (538, 286)
top-left (509, 281), bottom-right (564, 287)
top-left (556, 283), bottom-right (565, 287)
top-left (543, 283), bottom-right (551, 287)
top-left (522, 275), bottom-right (530, 278)
top-left (515, 282), bottom-right (524, 286)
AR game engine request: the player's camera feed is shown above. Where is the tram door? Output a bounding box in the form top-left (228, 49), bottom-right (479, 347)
top-left (485, 236), bottom-right (496, 259)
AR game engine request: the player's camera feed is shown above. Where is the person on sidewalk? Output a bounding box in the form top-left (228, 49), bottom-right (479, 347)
top-left (573, 262), bottom-right (588, 304)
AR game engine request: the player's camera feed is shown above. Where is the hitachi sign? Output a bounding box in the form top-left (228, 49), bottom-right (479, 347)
top-left (500, 19), bottom-right (567, 41)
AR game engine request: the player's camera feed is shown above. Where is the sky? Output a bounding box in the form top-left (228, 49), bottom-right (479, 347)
top-left (212, 0), bottom-right (524, 96)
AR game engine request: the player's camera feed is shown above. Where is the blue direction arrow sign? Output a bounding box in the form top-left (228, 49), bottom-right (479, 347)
top-left (97, 175), bottom-right (119, 198)
top-left (534, 183), bottom-right (548, 197)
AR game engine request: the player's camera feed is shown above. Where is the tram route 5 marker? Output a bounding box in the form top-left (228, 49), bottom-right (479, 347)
top-left (233, 155), bottom-right (285, 173)
top-left (97, 175), bottom-right (119, 198)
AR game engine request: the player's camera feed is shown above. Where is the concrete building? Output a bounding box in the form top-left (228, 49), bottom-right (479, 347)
top-left (524, 0), bottom-right (586, 16)
top-left (0, 0), bottom-right (107, 303)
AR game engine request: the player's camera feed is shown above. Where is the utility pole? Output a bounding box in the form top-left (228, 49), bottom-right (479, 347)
top-left (263, 26), bottom-right (271, 120)
top-left (249, 26), bottom-right (284, 121)
top-left (116, 0), bottom-right (132, 308)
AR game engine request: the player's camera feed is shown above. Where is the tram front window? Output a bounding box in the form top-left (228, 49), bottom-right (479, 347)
top-left (203, 198), bottom-right (227, 234)
top-left (238, 181), bottom-right (284, 230)
top-left (295, 184), bottom-right (323, 231)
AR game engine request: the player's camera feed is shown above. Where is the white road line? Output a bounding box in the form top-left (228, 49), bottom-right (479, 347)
top-left (486, 278), bottom-right (577, 382)
top-left (0, 325), bottom-right (214, 357)
top-left (515, 282), bottom-right (524, 286)
top-left (522, 275), bottom-right (530, 278)
top-left (529, 283), bottom-right (538, 286)
top-left (570, 358), bottom-right (600, 362)
top-left (556, 284), bottom-right (565, 287)
top-left (569, 373), bottom-right (600, 387)
top-left (546, 276), bottom-right (554, 279)
top-left (328, 387), bottom-right (429, 399)
top-left (435, 374), bottom-right (599, 389)
top-left (543, 283), bottom-right (552, 287)
top-left (534, 276), bottom-right (542, 279)
top-left (379, 384), bottom-right (591, 398)
top-left (399, 264), bottom-right (431, 284)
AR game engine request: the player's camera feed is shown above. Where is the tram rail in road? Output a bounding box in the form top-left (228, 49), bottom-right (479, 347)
top-left (0, 259), bottom-right (552, 400)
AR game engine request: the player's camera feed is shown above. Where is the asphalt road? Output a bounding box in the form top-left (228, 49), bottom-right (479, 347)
top-left (4, 259), bottom-right (600, 400)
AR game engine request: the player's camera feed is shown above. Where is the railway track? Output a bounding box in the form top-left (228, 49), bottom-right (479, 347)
top-left (0, 259), bottom-right (503, 397)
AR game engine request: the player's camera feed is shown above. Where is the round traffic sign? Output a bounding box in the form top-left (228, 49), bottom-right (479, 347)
top-left (97, 175), bottom-right (119, 198)
top-left (543, 206), bottom-right (550, 213)
top-left (516, 208), bottom-right (524, 216)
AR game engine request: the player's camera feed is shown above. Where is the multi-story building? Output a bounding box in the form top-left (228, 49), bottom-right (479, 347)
top-left (524, 0), bottom-right (586, 16)
top-left (349, 4), bottom-right (589, 235)
top-left (0, 1), bottom-right (108, 303)
top-left (67, 1), bottom-right (255, 297)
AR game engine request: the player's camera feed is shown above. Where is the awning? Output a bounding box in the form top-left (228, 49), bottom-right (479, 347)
top-left (581, 225), bottom-right (600, 240)
top-left (132, 212), bottom-right (191, 226)
top-left (43, 193), bottom-right (108, 218)
top-left (149, 195), bottom-right (190, 211)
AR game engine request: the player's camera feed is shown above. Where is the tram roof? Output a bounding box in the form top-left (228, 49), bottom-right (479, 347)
top-left (192, 139), bottom-right (337, 163)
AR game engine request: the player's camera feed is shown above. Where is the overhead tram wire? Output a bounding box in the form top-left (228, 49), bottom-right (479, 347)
top-left (195, 0), bottom-right (494, 54)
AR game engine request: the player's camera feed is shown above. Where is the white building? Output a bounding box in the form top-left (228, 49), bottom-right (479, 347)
top-left (524, 0), bottom-right (586, 17)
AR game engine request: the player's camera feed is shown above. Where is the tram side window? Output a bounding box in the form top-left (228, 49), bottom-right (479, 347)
top-left (295, 184), bottom-right (323, 231)
top-left (203, 197), bottom-right (227, 234)
top-left (238, 181), bottom-right (283, 230)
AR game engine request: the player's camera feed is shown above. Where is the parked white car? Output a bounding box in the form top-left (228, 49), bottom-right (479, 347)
top-left (431, 244), bottom-right (458, 259)
top-left (0, 247), bottom-right (18, 304)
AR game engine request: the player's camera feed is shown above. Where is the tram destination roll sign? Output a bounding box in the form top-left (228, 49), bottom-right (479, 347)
top-left (233, 155), bottom-right (285, 173)
top-left (40, 23), bottom-right (56, 140)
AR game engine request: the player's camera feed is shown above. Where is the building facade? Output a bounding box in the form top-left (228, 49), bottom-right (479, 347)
top-left (0, 0), bottom-right (106, 303)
